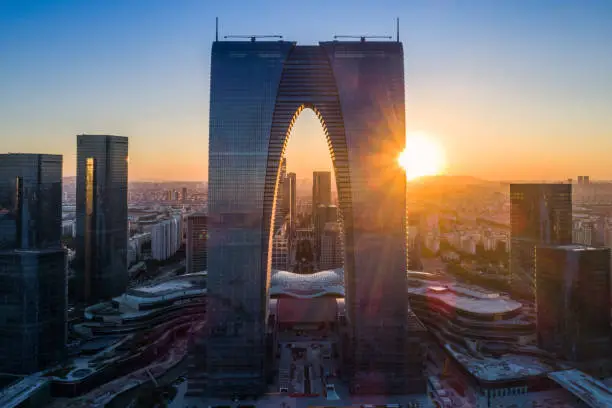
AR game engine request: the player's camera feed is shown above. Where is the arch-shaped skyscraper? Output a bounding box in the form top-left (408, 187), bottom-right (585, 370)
top-left (197, 39), bottom-right (422, 396)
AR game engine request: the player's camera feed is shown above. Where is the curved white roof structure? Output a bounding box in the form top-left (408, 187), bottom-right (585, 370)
top-left (407, 271), bottom-right (521, 317)
top-left (269, 268), bottom-right (344, 298)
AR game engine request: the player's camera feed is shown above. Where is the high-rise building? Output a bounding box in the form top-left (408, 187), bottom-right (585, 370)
top-left (536, 245), bottom-right (611, 363)
top-left (0, 154), bottom-right (66, 375)
top-left (75, 134), bottom-right (128, 304)
top-left (196, 39), bottom-right (416, 397)
top-left (510, 184), bottom-right (572, 300)
top-left (283, 172), bottom-right (297, 232)
top-left (186, 213), bottom-right (207, 274)
top-left (151, 216), bottom-right (182, 261)
top-left (271, 227), bottom-right (289, 270)
top-left (314, 204), bottom-right (338, 265)
top-left (320, 221), bottom-right (343, 270)
top-left (182, 187), bottom-right (188, 203)
top-left (312, 171), bottom-right (332, 218)
top-left (273, 157), bottom-right (287, 232)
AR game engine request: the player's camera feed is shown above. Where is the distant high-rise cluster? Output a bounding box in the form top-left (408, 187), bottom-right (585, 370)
top-left (0, 154), bottom-right (66, 375)
top-left (577, 175), bottom-right (590, 185)
top-left (509, 183), bottom-right (572, 299)
top-left (75, 134), bottom-right (129, 304)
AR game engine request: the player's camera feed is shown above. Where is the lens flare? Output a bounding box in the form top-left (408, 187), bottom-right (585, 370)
top-left (398, 132), bottom-right (446, 180)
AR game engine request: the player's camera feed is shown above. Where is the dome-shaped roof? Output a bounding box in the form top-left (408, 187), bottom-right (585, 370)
top-left (270, 268), bottom-right (344, 298)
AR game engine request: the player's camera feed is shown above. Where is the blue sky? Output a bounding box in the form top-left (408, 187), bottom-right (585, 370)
top-left (1, 0), bottom-right (611, 180)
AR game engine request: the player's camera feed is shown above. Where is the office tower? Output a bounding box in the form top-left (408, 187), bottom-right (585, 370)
top-left (0, 154), bottom-right (66, 375)
top-left (320, 222), bottom-right (343, 270)
top-left (283, 172), bottom-right (297, 232)
top-left (182, 187), bottom-right (188, 203)
top-left (186, 213), bottom-right (207, 274)
top-left (75, 135), bottom-right (128, 304)
top-left (314, 204), bottom-right (338, 265)
top-left (273, 157), bottom-right (287, 232)
top-left (197, 39), bottom-right (415, 397)
top-left (312, 171), bottom-right (332, 219)
top-left (271, 228), bottom-right (289, 270)
top-left (510, 184), bottom-right (572, 300)
top-left (536, 245), bottom-right (611, 363)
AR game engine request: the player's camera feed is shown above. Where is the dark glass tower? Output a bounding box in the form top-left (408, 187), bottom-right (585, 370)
top-left (283, 172), bottom-right (297, 232)
top-left (510, 184), bottom-right (572, 300)
top-left (536, 245), bottom-right (611, 363)
top-left (312, 171), bottom-right (332, 218)
top-left (186, 213), bottom-right (207, 274)
top-left (0, 154), bottom-right (66, 375)
top-left (314, 204), bottom-right (338, 265)
top-left (75, 135), bottom-right (128, 304)
top-left (196, 39), bottom-right (417, 397)
top-left (273, 157), bottom-right (287, 232)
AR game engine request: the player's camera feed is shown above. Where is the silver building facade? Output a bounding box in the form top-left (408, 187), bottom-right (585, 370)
top-left (75, 135), bottom-right (128, 304)
top-left (0, 154), bottom-right (66, 375)
top-left (200, 40), bottom-right (415, 396)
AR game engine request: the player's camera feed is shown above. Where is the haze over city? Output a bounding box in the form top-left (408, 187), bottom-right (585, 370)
top-left (3, 1), bottom-right (612, 408)
top-left (2, 0), bottom-right (612, 181)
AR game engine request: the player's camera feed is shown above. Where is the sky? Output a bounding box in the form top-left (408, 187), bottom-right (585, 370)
top-left (1, 0), bottom-right (611, 181)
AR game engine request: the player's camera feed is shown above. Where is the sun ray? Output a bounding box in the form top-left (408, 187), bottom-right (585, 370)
top-left (398, 132), bottom-right (446, 180)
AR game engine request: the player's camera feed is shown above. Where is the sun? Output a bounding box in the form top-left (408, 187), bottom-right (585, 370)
top-left (398, 132), bottom-right (446, 180)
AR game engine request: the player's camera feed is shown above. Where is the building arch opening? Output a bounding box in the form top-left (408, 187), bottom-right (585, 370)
top-left (270, 107), bottom-right (343, 275)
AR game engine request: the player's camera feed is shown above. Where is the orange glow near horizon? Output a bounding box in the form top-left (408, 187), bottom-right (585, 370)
top-left (398, 132), bottom-right (446, 180)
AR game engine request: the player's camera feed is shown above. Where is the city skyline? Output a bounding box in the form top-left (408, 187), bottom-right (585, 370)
top-left (3, 3), bottom-right (612, 406)
top-left (2, 1), bottom-right (612, 181)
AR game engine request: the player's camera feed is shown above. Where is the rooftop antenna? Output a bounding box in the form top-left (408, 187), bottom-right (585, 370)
top-left (333, 35), bottom-right (392, 43)
top-left (396, 17), bottom-right (400, 42)
top-left (224, 35), bottom-right (283, 42)
top-left (215, 17), bottom-right (219, 42)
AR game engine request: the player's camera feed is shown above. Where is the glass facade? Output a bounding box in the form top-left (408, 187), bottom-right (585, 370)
top-left (0, 154), bottom-right (66, 375)
top-left (510, 184), bottom-right (572, 299)
top-left (199, 40), bottom-right (417, 396)
top-left (536, 245), bottom-right (611, 361)
top-left (312, 171), bottom-right (332, 211)
top-left (186, 213), bottom-right (208, 274)
top-left (75, 135), bottom-right (128, 304)
top-left (0, 154), bottom-right (63, 250)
